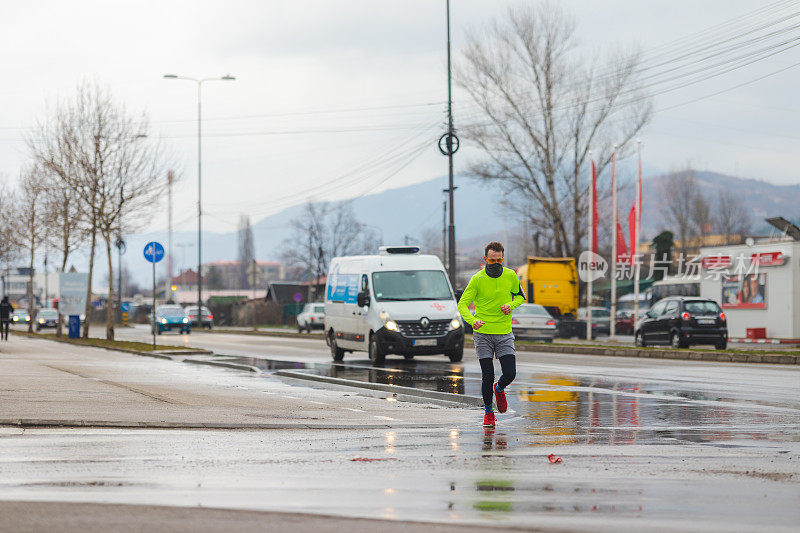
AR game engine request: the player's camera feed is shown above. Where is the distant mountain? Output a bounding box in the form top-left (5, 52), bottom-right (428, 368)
top-left (640, 170), bottom-right (800, 238)
top-left (118, 175), bottom-right (507, 285)
top-left (91, 169), bottom-right (800, 286)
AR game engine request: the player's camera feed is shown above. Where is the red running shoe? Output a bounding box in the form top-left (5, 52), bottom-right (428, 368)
top-left (482, 412), bottom-right (495, 428)
top-left (494, 382), bottom-right (508, 413)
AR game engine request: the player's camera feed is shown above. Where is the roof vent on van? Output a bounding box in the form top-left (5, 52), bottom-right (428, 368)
top-left (379, 246), bottom-right (420, 255)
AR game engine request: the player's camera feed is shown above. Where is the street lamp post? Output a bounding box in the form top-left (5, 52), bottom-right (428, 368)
top-left (163, 74), bottom-right (235, 315)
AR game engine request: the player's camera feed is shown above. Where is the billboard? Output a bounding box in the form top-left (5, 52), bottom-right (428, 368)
top-left (721, 273), bottom-right (766, 309)
top-left (59, 272), bottom-right (89, 315)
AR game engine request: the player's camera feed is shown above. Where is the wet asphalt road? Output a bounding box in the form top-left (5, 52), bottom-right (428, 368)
top-left (15, 324), bottom-right (793, 531)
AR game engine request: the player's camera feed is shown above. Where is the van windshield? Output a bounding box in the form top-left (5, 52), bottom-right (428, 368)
top-left (372, 270), bottom-right (453, 302)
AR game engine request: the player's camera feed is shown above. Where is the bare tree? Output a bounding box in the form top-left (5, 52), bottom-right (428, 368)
top-left (41, 175), bottom-right (87, 336)
top-left (660, 169), bottom-right (702, 255)
top-left (237, 214), bottom-right (255, 289)
top-left (0, 178), bottom-right (21, 281)
top-left (280, 201), bottom-right (379, 298)
top-left (29, 82), bottom-right (172, 340)
top-left (456, 2), bottom-right (651, 258)
top-left (716, 190), bottom-right (752, 244)
top-left (692, 193), bottom-right (712, 239)
top-left (15, 166), bottom-right (48, 332)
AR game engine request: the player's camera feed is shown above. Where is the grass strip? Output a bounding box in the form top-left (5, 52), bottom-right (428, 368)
top-left (12, 331), bottom-right (204, 353)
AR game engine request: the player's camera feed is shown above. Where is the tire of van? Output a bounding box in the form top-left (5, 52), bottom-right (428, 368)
top-left (329, 331), bottom-right (345, 361)
top-left (715, 340), bottom-right (727, 350)
top-left (446, 346), bottom-right (464, 362)
top-left (368, 334), bottom-right (385, 365)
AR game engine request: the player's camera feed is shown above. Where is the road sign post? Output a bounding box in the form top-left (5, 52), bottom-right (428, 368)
top-left (144, 242), bottom-right (165, 351)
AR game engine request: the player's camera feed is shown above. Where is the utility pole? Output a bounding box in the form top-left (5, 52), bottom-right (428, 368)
top-left (439, 0), bottom-right (459, 287)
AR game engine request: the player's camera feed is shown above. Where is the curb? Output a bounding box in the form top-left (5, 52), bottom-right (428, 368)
top-left (274, 370), bottom-right (483, 407)
top-left (0, 419), bottom-right (451, 430)
top-left (193, 328), bottom-right (799, 365)
top-left (463, 339), bottom-right (800, 365)
top-left (182, 358), bottom-right (261, 373)
top-left (202, 329), bottom-right (323, 339)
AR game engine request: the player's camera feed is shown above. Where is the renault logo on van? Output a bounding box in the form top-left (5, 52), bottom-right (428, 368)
top-left (420, 317), bottom-right (430, 329)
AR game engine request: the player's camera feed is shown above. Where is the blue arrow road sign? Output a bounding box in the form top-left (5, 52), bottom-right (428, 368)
top-left (120, 302), bottom-right (131, 313)
top-left (144, 241), bottom-right (165, 263)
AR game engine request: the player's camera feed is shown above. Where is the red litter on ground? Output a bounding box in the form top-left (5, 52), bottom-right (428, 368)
top-left (350, 457), bottom-right (397, 462)
top-left (548, 454), bottom-right (563, 464)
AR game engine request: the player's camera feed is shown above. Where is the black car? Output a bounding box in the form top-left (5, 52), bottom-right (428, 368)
top-left (635, 297), bottom-right (727, 350)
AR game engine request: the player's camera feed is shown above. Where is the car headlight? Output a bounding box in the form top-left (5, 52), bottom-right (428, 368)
top-left (160, 318), bottom-right (167, 324)
top-left (12, 317), bottom-right (17, 322)
top-left (385, 320), bottom-right (399, 332)
top-left (39, 319), bottom-right (45, 324)
top-left (26, 316), bottom-right (30, 321)
top-left (182, 318), bottom-right (189, 323)
top-left (449, 317), bottom-right (461, 329)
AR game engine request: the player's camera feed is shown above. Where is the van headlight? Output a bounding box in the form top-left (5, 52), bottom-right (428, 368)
top-left (385, 320), bottom-right (399, 332)
top-left (182, 317), bottom-right (189, 323)
top-left (160, 318), bottom-right (167, 324)
top-left (450, 317), bottom-right (461, 330)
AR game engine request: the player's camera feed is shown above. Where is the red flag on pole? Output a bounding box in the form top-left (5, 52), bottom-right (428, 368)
top-left (591, 160), bottom-right (598, 254)
top-left (628, 203), bottom-right (636, 261)
top-left (628, 152), bottom-right (643, 261)
top-left (616, 220), bottom-right (628, 263)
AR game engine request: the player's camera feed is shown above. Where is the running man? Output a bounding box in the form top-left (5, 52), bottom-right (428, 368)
top-left (457, 242), bottom-right (525, 428)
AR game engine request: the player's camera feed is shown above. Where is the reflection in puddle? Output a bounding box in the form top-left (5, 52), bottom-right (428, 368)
top-left (457, 479), bottom-right (645, 516)
top-left (218, 355), bottom-right (799, 445)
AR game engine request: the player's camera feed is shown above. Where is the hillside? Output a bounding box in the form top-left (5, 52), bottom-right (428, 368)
top-left (102, 169), bottom-right (800, 286)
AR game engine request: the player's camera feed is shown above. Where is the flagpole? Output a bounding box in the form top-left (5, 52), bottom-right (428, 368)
top-left (610, 145), bottom-right (617, 340)
top-left (633, 140), bottom-right (642, 329)
top-left (587, 152), bottom-right (593, 341)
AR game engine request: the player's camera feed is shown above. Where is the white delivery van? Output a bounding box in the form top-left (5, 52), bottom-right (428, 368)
top-left (324, 246), bottom-right (464, 364)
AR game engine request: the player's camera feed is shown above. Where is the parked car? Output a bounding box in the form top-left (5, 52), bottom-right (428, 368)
top-left (151, 305), bottom-right (191, 335)
top-left (184, 305), bottom-right (214, 329)
top-left (297, 303), bottom-right (325, 333)
top-left (634, 296), bottom-right (727, 350)
top-left (616, 309), bottom-right (649, 335)
top-left (11, 309), bottom-right (30, 325)
top-left (511, 303), bottom-right (556, 342)
top-left (577, 307), bottom-right (610, 336)
top-left (35, 308), bottom-right (58, 331)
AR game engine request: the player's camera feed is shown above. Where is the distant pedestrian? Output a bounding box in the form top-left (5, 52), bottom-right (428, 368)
top-left (457, 242), bottom-right (525, 428)
top-left (0, 296), bottom-right (12, 341)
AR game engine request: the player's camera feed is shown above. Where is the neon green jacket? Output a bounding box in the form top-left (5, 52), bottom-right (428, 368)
top-left (458, 267), bottom-right (526, 335)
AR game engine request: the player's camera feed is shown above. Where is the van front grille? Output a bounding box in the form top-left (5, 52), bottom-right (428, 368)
top-left (397, 319), bottom-right (450, 337)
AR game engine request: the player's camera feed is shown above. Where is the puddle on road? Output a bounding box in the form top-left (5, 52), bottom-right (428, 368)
top-left (215, 355), bottom-right (800, 445)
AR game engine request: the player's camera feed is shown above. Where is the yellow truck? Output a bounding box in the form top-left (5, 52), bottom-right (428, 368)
top-left (517, 257), bottom-right (579, 316)
top-left (516, 257), bottom-right (587, 338)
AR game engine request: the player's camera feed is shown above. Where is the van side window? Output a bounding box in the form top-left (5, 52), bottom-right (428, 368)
top-left (663, 301), bottom-right (678, 316)
top-left (361, 274), bottom-right (369, 293)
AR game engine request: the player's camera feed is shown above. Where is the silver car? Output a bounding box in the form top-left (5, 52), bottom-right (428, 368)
top-left (297, 303), bottom-right (325, 333)
top-left (511, 304), bottom-right (556, 342)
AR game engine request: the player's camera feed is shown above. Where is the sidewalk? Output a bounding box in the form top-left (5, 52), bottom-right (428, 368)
top-left (0, 335), bottom-right (471, 430)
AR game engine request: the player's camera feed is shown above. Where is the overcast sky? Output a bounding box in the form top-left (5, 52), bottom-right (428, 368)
top-left (2, 0), bottom-right (798, 235)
